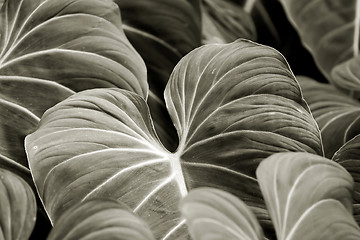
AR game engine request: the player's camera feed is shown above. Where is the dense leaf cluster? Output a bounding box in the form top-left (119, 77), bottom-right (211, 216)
top-left (0, 0), bottom-right (360, 239)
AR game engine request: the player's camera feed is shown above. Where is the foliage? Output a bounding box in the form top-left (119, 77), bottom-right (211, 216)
top-left (0, 0), bottom-right (359, 239)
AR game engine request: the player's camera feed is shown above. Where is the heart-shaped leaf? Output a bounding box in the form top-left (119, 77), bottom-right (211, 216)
top-left (201, 0), bottom-right (257, 44)
top-left (181, 187), bottom-right (264, 240)
top-left (25, 40), bottom-right (323, 239)
top-left (0, 0), bottom-right (147, 175)
top-left (47, 199), bottom-right (155, 240)
top-left (0, 168), bottom-right (37, 240)
top-left (257, 152), bottom-right (356, 240)
top-left (298, 76), bottom-right (360, 158)
top-left (333, 134), bottom-right (360, 203)
top-left (279, 0), bottom-right (360, 95)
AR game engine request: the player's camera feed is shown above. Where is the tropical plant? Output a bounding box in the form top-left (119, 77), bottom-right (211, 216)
top-left (0, 0), bottom-right (360, 239)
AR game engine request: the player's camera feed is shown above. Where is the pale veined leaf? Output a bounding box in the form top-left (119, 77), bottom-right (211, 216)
top-left (298, 76), bottom-right (360, 158)
top-left (201, 0), bottom-right (257, 44)
top-left (279, 0), bottom-right (360, 95)
top-left (0, 0), bottom-right (147, 94)
top-left (180, 187), bottom-right (264, 240)
top-left (47, 199), bottom-right (155, 240)
top-left (285, 200), bottom-right (360, 240)
top-left (333, 134), bottom-right (360, 203)
top-left (26, 89), bottom-right (187, 239)
top-left (257, 152), bottom-right (355, 240)
top-left (26, 40), bottom-right (323, 239)
top-left (0, 0), bottom-right (147, 181)
top-left (0, 168), bottom-right (37, 240)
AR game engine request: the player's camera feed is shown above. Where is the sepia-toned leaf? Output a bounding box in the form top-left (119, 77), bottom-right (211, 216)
top-left (26, 40), bottom-right (323, 239)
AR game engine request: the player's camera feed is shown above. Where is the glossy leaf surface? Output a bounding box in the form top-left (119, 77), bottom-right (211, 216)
top-left (0, 0), bottom-right (147, 176)
top-left (0, 168), bottom-right (37, 240)
top-left (0, 0), bottom-right (147, 95)
top-left (181, 187), bottom-right (264, 240)
top-left (298, 76), bottom-right (360, 158)
top-left (257, 152), bottom-right (356, 240)
top-left (279, 0), bottom-right (360, 94)
top-left (333, 134), bottom-right (360, 203)
top-left (47, 199), bottom-right (155, 240)
top-left (26, 40), bottom-right (323, 239)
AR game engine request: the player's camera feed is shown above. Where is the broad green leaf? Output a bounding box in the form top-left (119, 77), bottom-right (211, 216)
top-left (257, 152), bottom-right (355, 240)
top-left (181, 187), bottom-right (264, 240)
top-left (0, 168), bottom-right (37, 240)
top-left (298, 76), bottom-right (360, 158)
top-left (0, 0), bottom-right (147, 177)
top-left (279, 0), bottom-right (360, 94)
top-left (333, 134), bottom-right (360, 203)
top-left (47, 199), bottom-right (155, 240)
top-left (201, 0), bottom-right (257, 44)
top-left (26, 40), bottom-right (323, 239)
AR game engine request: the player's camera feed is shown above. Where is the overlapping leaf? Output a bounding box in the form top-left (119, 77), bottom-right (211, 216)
top-left (0, 0), bottom-right (147, 178)
top-left (279, 0), bottom-right (360, 95)
top-left (333, 134), bottom-right (360, 203)
top-left (298, 76), bottom-right (360, 158)
top-left (165, 40), bottom-right (323, 178)
top-left (0, 168), bottom-right (37, 240)
top-left (25, 40), bottom-right (323, 239)
top-left (0, 0), bottom-right (146, 94)
top-left (201, 0), bottom-right (257, 44)
top-left (115, 0), bottom-right (201, 96)
top-left (180, 187), bottom-right (264, 240)
top-left (115, 0), bottom-right (202, 151)
top-left (47, 199), bottom-right (155, 240)
top-left (257, 152), bottom-right (358, 240)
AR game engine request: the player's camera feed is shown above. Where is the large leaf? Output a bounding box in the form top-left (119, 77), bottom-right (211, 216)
top-left (0, 0), bottom-right (146, 94)
top-left (279, 0), bottom-right (360, 94)
top-left (201, 0), bottom-right (257, 44)
top-left (257, 152), bottom-right (357, 240)
top-left (0, 0), bottom-right (147, 174)
top-left (25, 40), bottom-right (323, 239)
top-left (0, 168), bottom-right (37, 240)
top-left (333, 134), bottom-right (360, 203)
top-left (298, 76), bottom-right (360, 158)
top-left (47, 199), bottom-right (155, 240)
top-left (181, 187), bottom-right (264, 240)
